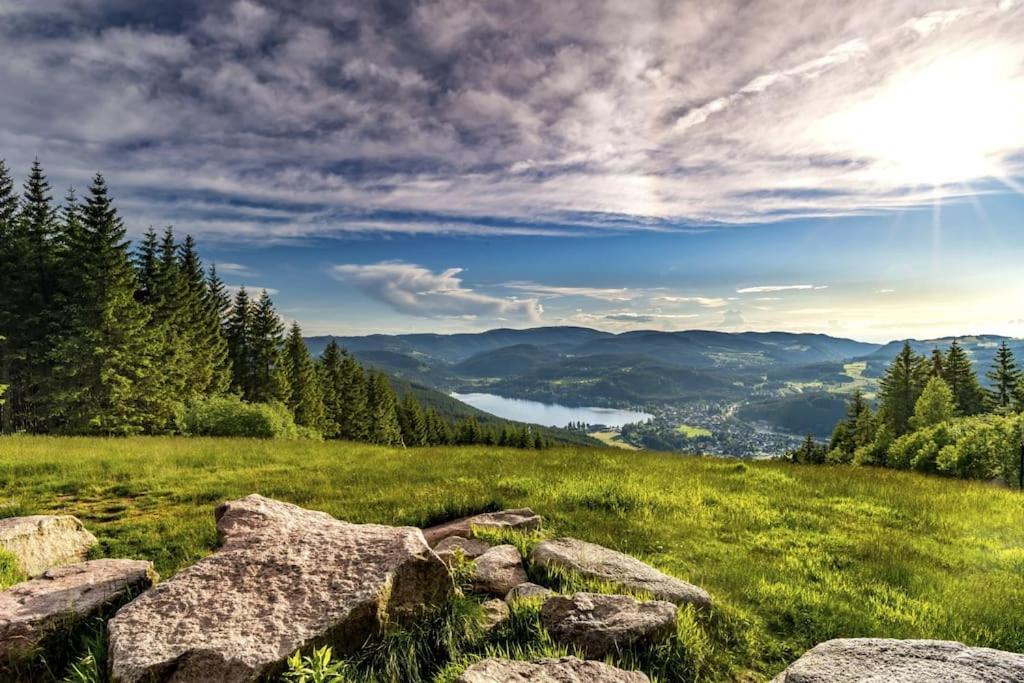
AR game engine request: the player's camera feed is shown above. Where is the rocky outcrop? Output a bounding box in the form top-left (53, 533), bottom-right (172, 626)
top-left (434, 536), bottom-right (492, 565)
top-left (0, 559), bottom-right (155, 663)
top-left (505, 582), bottom-right (554, 602)
top-left (107, 494), bottom-right (453, 683)
top-left (530, 538), bottom-right (711, 609)
top-left (478, 599), bottom-right (510, 633)
top-left (540, 592), bottom-right (677, 658)
top-left (0, 516), bottom-right (98, 577)
top-left (423, 508), bottom-right (541, 546)
top-left (771, 638), bottom-right (1024, 682)
top-left (471, 545), bottom-right (528, 596)
top-left (457, 656), bottom-right (650, 682)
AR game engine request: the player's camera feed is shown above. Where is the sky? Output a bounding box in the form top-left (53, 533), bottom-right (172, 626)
top-left (1, 0), bottom-right (1023, 343)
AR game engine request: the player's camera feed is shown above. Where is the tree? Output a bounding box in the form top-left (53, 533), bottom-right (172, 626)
top-left (318, 340), bottom-right (346, 439)
top-left (180, 235), bottom-right (230, 395)
top-left (337, 351), bottom-right (370, 441)
top-left (134, 228), bottom-right (160, 304)
top-left (910, 376), bottom-right (956, 430)
top-left (985, 341), bottom-right (1021, 412)
top-left (928, 348), bottom-right (944, 378)
top-left (365, 371), bottom-right (401, 445)
top-left (786, 434), bottom-right (827, 464)
top-left (226, 287), bottom-right (254, 398)
top-left (0, 160), bottom-right (20, 432)
top-left (877, 342), bottom-right (928, 436)
top-left (397, 393), bottom-right (428, 446)
top-left (50, 174), bottom-right (156, 434)
top-left (828, 389), bottom-right (871, 462)
top-left (942, 340), bottom-right (984, 416)
top-left (248, 291), bottom-right (290, 404)
top-left (284, 322), bottom-right (324, 431)
top-left (207, 264), bottom-right (231, 325)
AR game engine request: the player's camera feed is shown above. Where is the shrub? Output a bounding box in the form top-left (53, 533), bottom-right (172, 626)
top-left (182, 396), bottom-right (299, 439)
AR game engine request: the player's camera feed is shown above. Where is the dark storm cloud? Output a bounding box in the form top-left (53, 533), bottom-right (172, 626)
top-left (1, 0), bottom-right (1022, 239)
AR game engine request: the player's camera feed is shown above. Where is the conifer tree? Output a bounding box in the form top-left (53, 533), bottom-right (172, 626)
top-left (51, 174), bottom-right (155, 434)
top-left (226, 287), bottom-right (254, 398)
top-left (248, 291), bottom-right (290, 404)
top-left (941, 340), bottom-right (984, 416)
top-left (985, 341), bottom-right (1021, 412)
top-left (146, 227), bottom-right (191, 418)
top-left (0, 160), bottom-right (19, 432)
top-left (284, 322), bottom-right (324, 431)
top-left (180, 236), bottom-right (230, 395)
top-left (928, 348), bottom-right (944, 378)
top-left (877, 341), bottom-right (928, 437)
top-left (397, 393), bottom-right (428, 446)
top-left (318, 340), bottom-right (346, 438)
top-left (366, 371), bottom-right (401, 445)
top-left (337, 352), bottom-right (370, 441)
top-left (134, 228), bottom-right (160, 304)
top-left (206, 265), bottom-right (231, 324)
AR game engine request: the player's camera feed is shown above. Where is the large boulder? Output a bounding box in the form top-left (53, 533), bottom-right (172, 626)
top-left (530, 538), bottom-right (711, 609)
top-left (771, 638), bottom-right (1024, 682)
top-left (0, 559), bottom-right (155, 664)
top-left (107, 494), bottom-right (453, 683)
top-left (434, 536), bottom-right (492, 566)
top-left (540, 592), bottom-right (677, 658)
top-left (471, 545), bottom-right (528, 596)
top-left (423, 508), bottom-right (541, 546)
top-left (457, 656), bottom-right (650, 682)
top-left (0, 516), bottom-right (97, 577)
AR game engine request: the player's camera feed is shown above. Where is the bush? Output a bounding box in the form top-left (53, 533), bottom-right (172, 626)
top-left (182, 396), bottom-right (299, 439)
top-left (934, 414), bottom-right (1022, 481)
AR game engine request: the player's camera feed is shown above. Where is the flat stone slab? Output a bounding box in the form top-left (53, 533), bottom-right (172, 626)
top-left (108, 494), bottom-right (453, 683)
top-left (0, 516), bottom-right (98, 577)
top-left (0, 559), bottom-right (155, 663)
top-left (530, 538), bottom-right (711, 609)
top-left (540, 592), bottom-right (677, 658)
top-left (435, 536), bottom-right (492, 566)
top-left (771, 638), bottom-right (1024, 682)
top-left (505, 582), bottom-right (555, 602)
top-left (457, 656), bottom-right (650, 682)
top-left (471, 545), bottom-right (528, 596)
top-left (423, 508), bottom-right (541, 546)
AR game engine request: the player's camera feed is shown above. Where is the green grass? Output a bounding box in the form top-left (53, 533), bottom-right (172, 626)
top-left (675, 424), bottom-right (713, 438)
top-left (1, 435), bottom-right (1023, 681)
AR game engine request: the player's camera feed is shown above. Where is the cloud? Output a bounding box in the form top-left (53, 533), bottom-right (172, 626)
top-left (500, 281), bottom-right (635, 301)
top-left (215, 262), bottom-right (254, 275)
top-left (225, 284), bottom-right (278, 297)
top-left (721, 309), bottom-right (746, 327)
top-left (1, 1), bottom-right (1022, 239)
top-left (603, 312), bottom-right (700, 323)
top-left (736, 284), bottom-right (827, 294)
top-left (331, 261), bottom-right (542, 321)
top-left (653, 295), bottom-right (730, 308)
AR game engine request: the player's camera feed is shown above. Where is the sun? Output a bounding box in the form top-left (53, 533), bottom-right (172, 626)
top-left (822, 46), bottom-right (1024, 189)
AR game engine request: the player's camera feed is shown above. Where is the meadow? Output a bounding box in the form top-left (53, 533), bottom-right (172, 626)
top-left (2, 436), bottom-right (1023, 681)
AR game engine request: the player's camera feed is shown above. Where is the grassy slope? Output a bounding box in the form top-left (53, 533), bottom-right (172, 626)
top-left (1, 436), bottom-right (1023, 680)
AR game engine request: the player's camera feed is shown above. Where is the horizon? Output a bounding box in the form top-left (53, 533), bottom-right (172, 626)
top-left (2, 1), bottom-right (1023, 343)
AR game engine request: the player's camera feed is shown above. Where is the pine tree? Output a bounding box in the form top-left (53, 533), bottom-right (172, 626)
top-left (828, 389), bottom-right (869, 460)
top-left (928, 348), bottom-right (944, 378)
top-left (318, 340), bottom-right (345, 439)
top-left (877, 341), bottom-right (928, 436)
top-left (398, 393), bottom-right (428, 446)
top-left (226, 287), bottom-right (254, 398)
top-left (910, 376), bottom-right (956, 429)
top-left (51, 174), bottom-right (156, 434)
top-left (145, 227), bottom-right (191, 421)
top-left (284, 322), bottom-right (324, 431)
top-left (207, 265), bottom-right (231, 325)
top-left (180, 236), bottom-right (230, 395)
top-left (941, 340), bottom-right (984, 416)
top-left (337, 351), bottom-right (370, 441)
top-left (985, 341), bottom-right (1021, 412)
top-left (366, 371), bottom-right (401, 445)
top-left (0, 160), bottom-right (20, 432)
top-left (134, 228), bottom-right (160, 304)
top-left (248, 291), bottom-right (290, 404)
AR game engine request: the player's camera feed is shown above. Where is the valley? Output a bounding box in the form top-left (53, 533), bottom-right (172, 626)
top-left (307, 329), bottom-right (1024, 457)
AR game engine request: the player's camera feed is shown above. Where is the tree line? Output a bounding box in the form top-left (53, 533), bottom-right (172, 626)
top-left (0, 160), bottom-right (545, 448)
top-left (787, 339), bottom-right (1024, 485)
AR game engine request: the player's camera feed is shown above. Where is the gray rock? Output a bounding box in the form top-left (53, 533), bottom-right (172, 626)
top-left (457, 656), bottom-right (650, 682)
top-left (107, 494), bottom-right (453, 683)
top-left (540, 592), bottom-right (677, 658)
top-left (471, 545), bottom-right (528, 596)
top-left (423, 508), bottom-right (541, 546)
top-left (530, 538), bottom-right (711, 609)
top-left (478, 599), bottom-right (510, 633)
top-left (435, 536), bottom-right (492, 566)
top-left (771, 638), bottom-right (1024, 683)
top-left (0, 515), bottom-right (98, 577)
top-left (505, 582), bottom-right (555, 602)
top-left (0, 559), bottom-right (155, 664)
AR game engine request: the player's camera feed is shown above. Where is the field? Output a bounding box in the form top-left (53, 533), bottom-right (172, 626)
top-left (589, 430), bottom-right (641, 450)
top-left (2, 436), bottom-right (1024, 681)
top-left (675, 424), bottom-right (713, 438)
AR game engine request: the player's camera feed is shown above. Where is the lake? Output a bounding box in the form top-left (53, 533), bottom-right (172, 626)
top-left (450, 392), bottom-right (652, 429)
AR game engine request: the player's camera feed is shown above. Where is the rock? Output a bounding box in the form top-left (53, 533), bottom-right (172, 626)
top-left (771, 638), bottom-right (1024, 682)
top-left (457, 656), bottom-right (650, 682)
top-left (423, 508), bottom-right (541, 546)
top-left (471, 545), bottom-right (528, 596)
top-left (0, 559), bottom-right (155, 664)
top-left (530, 538), bottom-right (711, 609)
top-left (540, 592), bottom-right (677, 658)
top-left (107, 494), bottom-right (453, 683)
top-left (0, 515), bottom-right (98, 577)
top-left (505, 582), bottom-right (555, 602)
top-left (478, 599), bottom-right (510, 632)
top-left (435, 536), bottom-right (492, 566)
